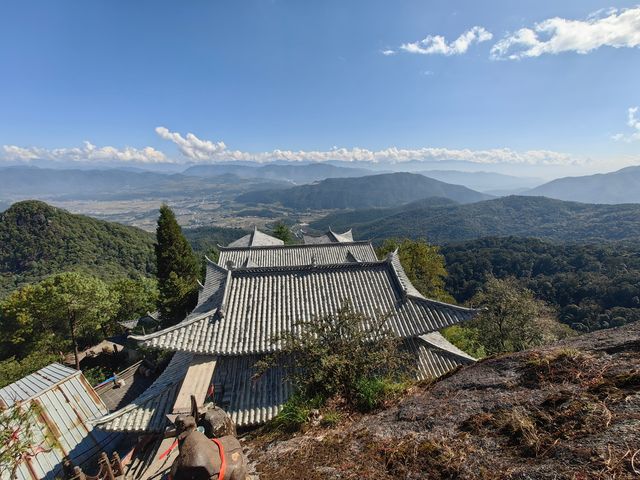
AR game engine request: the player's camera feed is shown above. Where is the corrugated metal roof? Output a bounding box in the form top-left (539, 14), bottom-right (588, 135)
top-left (92, 352), bottom-right (193, 433)
top-left (0, 364), bottom-right (120, 480)
top-left (227, 227), bottom-right (284, 247)
top-left (303, 229), bottom-right (354, 244)
top-left (0, 363), bottom-right (78, 408)
top-left (217, 241), bottom-right (378, 268)
top-left (132, 254), bottom-right (478, 356)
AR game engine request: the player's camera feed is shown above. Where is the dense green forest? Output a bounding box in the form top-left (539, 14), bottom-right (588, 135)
top-left (311, 195), bottom-right (640, 243)
top-left (441, 237), bottom-right (640, 332)
top-left (0, 201), bottom-right (156, 297)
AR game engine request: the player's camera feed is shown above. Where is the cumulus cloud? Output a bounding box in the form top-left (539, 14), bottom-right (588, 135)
top-left (154, 126), bottom-right (227, 161)
top-left (1, 128), bottom-right (579, 167)
top-left (2, 141), bottom-right (167, 163)
top-left (400, 26), bottom-right (493, 55)
top-left (155, 126), bottom-right (576, 166)
top-left (612, 106), bottom-right (640, 142)
top-left (491, 6), bottom-right (640, 60)
top-left (381, 49), bottom-right (396, 56)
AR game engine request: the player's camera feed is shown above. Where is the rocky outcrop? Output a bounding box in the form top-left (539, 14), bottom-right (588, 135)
top-left (248, 321), bottom-right (640, 479)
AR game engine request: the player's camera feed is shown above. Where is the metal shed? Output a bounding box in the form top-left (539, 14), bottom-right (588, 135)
top-left (0, 363), bottom-right (121, 480)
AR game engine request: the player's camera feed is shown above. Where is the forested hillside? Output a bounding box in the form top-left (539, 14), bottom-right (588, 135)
top-left (236, 172), bottom-right (491, 209)
top-left (312, 196), bottom-right (640, 243)
top-left (442, 237), bottom-right (640, 332)
top-left (0, 200), bottom-right (156, 296)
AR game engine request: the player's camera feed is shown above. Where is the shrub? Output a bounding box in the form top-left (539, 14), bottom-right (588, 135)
top-left (256, 301), bottom-right (411, 419)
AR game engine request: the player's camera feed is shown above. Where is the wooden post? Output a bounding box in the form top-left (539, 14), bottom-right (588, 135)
top-left (111, 452), bottom-right (123, 475)
top-left (73, 466), bottom-right (86, 480)
top-left (100, 452), bottom-right (115, 480)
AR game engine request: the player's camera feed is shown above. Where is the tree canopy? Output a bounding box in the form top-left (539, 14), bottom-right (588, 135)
top-left (465, 277), bottom-right (572, 355)
top-left (1, 272), bottom-right (117, 370)
top-left (272, 222), bottom-right (293, 244)
top-left (377, 238), bottom-right (453, 302)
top-left (155, 205), bottom-right (199, 326)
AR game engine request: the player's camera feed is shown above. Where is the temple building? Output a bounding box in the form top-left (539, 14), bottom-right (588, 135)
top-left (93, 228), bottom-right (477, 434)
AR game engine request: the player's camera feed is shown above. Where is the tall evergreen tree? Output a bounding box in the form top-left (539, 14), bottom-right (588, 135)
top-left (155, 205), bottom-right (199, 326)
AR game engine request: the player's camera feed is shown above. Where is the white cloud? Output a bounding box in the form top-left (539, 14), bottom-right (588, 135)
top-left (1, 128), bottom-right (580, 167)
top-left (155, 127), bottom-right (576, 166)
top-left (491, 6), bottom-right (640, 60)
top-left (612, 106), bottom-right (640, 142)
top-left (381, 49), bottom-right (396, 56)
top-left (155, 126), bottom-right (227, 161)
top-left (2, 141), bottom-right (167, 163)
top-left (400, 26), bottom-right (493, 56)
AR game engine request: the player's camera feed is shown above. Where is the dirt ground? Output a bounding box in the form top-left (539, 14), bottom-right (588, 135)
top-left (246, 321), bottom-right (640, 479)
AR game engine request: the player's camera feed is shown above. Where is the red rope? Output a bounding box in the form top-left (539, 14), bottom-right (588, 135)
top-left (211, 438), bottom-right (226, 480)
top-left (158, 439), bottom-right (179, 460)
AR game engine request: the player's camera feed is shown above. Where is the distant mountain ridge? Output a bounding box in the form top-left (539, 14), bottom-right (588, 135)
top-left (182, 162), bottom-right (376, 184)
top-left (524, 165), bottom-right (640, 204)
top-left (236, 172), bottom-right (492, 209)
top-left (418, 170), bottom-right (543, 193)
top-left (0, 200), bottom-right (155, 297)
top-left (311, 195), bottom-right (640, 244)
top-left (0, 166), bottom-right (288, 201)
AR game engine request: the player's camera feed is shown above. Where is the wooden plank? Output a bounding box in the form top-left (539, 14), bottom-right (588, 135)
top-left (171, 355), bottom-right (217, 414)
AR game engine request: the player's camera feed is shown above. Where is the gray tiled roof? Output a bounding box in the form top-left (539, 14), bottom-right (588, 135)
top-left (92, 351), bottom-right (193, 433)
top-left (217, 241), bottom-right (378, 268)
top-left (132, 253), bottom-right (478, 356)
top-left (212, 355), bottom-right (292, 427)
top-left (406, 334), bottom-right (475, 380)
top-left (227, 227), bottom-right (284, 247)
top-left (420, 332), bottom-right (476, 362)
top-left (194, 259), bottom-right (229, 316)
top-left (303, 229), bottom-right (354, 244)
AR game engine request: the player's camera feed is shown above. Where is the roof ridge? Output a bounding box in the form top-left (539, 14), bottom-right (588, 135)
top-left (130, 309), bottom-right (216, 342)
top-left (218, 240), bottom-right (372, 251)
top-left (229, 258), bottom-right (388, 274)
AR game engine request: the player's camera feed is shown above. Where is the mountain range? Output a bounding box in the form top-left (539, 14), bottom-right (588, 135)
top-left (417, 170), bottom-right (543, 193)
top-left (236, 172), bottom-right (492, 209)
top-left (524, 165), bottom-right (640, 204)
top-left (183, 162), bottom-right (375, 184)
top-left (0, 166), bottom-right (288, 202)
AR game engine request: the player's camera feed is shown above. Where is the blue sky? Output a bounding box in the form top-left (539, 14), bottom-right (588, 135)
top-left (1, 0), bottom-right (639, 177)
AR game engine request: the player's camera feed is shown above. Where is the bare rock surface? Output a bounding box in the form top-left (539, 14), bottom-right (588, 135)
top-left (247, 321), bottom-right (640, 479)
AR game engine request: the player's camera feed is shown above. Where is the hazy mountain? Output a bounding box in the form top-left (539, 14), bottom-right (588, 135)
top-left (418, 170), bottom-right (543, 193)
top-left (182, 162), bottom-right (375, 184)
top-left (0, 166), bottom-right (288, 201)
top-left (524, 166), bottom-right (640, 204)
top-left (0, 200), bottom-right (155, 296)
top-left (236, 172), bottom-right (491, 209)
top-left (311, 195), bottom-right (640, 244)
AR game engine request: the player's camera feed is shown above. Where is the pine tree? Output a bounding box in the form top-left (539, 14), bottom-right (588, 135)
top-left (272, 221), bottom-right (293, 244)
top-left (155, 205), bottom-right (200, 326)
